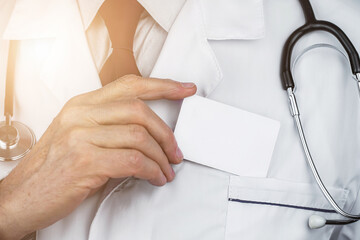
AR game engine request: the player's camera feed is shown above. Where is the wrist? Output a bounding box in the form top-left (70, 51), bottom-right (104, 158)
top-left (0, 209), bottom-right (14, 240)
top-left (0, 207), bottom-right (26, 240)
top-left (0, 184), bottom-right (26, 240)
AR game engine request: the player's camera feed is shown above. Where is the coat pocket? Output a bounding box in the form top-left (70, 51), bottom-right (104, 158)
top-left (225, 176), bottom-right (349, 240)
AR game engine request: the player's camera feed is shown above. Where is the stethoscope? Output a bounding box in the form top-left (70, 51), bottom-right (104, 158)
top-left (0, 41), bottom-right (36, 161)
top-left (281, 0), bottom-right (360, 229)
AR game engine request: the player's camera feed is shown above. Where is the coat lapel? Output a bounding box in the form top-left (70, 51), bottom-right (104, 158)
top-left (2, 0), bottom-right (103, 106)
top-left (150, 0), bottom-right (222, 98)
top-left (144, 0), bottom-right (265, 129)
top-left (150, 0), bottom-right (265, 97)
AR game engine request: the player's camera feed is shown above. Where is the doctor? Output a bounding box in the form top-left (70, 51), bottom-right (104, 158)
top-left (1, 1), bottom-right (360, 240)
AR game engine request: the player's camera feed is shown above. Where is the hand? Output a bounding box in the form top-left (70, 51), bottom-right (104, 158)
top-left (0, 75), bottom-right (197, 240)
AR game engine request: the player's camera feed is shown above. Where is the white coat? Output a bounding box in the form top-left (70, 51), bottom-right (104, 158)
top-left (1, 0), bottom-right (360, 239)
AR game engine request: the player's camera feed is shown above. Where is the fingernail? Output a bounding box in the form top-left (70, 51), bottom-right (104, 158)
top-left (160, 174), bottom-right (167, 185)
top-left (176, 147), bottom-right (184, 160)
top-left (181, 82), bottom-right (195, 88)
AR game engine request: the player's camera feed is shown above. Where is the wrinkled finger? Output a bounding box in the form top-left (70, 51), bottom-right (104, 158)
top-left (88, 100), bottom-right (183, 165)
top-left (97, 148), bottom-right (167, 186)
top-left (82, 75), bottom-right (196, 104)
top-left (85, 125), bottom-right (175, 182)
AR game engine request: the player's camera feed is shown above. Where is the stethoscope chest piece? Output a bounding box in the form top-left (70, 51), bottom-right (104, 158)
top-left (0, 121), bottom-right (36, 161)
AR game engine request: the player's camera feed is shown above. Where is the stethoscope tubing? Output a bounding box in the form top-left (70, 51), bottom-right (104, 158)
top-left (281, 21), bottom-right (360, 90)
top-left (281, 0), bottom-right (360, 90)
top-left (282, 0), bottom-right (360, 227)
top-left (288, 89), bottom-right (360, 221)
top-left (4, 41), bottom-right (17, 125)
top-left (0, 41), bottom-right (36, 161)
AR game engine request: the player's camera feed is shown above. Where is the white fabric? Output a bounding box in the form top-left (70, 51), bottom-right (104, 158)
top-left (0, 0), bottom-right (360, 239)
top-left (137, 0), bottom-right (186, 32)
top-left (134, 0), bottom-right (186, 77)
top-left (133, 11), bottom-right (168, 77)
top-left (201, 0), bottom-right (265, 40)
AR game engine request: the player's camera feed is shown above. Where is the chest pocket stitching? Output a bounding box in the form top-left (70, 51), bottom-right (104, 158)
top-left (228, 198), bottom-right (337, 213)
top-left (228, 176), bottom-right (349, 212)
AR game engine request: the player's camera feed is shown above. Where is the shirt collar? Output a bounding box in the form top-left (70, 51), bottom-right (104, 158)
top-left (2, 0), bottom-right (185, 40)
top-left (2, 0), bottom-right (105, 39)
top-left (138, 0), bottom-right (186, 32)
top-left (77, 0), bottom-right (105, 31)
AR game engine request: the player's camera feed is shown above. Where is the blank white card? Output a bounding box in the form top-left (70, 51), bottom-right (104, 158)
top-left (174, 95), bottom-right (280, 177)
